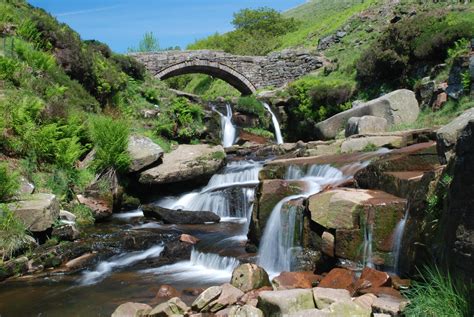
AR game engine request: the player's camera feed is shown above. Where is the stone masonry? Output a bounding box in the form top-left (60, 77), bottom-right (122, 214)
top-left (130, 49), bottom-right (326, 94)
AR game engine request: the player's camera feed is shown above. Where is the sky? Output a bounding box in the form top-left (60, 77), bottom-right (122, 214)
top-left (28, 0), bottom-right (306, 53)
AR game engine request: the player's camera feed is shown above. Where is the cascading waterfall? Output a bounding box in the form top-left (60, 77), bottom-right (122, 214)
top-left (157, 160), bottom-right (262, 220)
top-left (362, 223), bottom-right (374, 268)
top-left (213, 104), bottom-right (236, 148)
top-left (258, 164), bottom-right (350, 274)
top-left (263, 102), bottom-right (284, 144)
top-left (392, 208), bottom-right (409, 274)
top-left (80, 245), bottom-right (164, 285)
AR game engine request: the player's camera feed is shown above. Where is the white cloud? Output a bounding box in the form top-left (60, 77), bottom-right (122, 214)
top-left (56, 5), bottom-right (122, 17)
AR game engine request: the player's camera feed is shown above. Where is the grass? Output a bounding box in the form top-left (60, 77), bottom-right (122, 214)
top-left (69, 204), bottom-right (94, 226)
top-left (0, 163), bottom-right (19, 202)
top-left (390, 98), bottom-right (474, 131)
top-left (243, 127), bottom-right (274, 139)
top-left (404, 266), bottom-right (469, 317)
top-left (0, 205), bottom-right (31, 260)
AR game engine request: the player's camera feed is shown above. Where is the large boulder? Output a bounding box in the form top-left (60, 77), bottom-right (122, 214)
top-left (340, 136), bottom-right (405, 153)
top-left (307, 188), bottom-right (406, 264)
top-left (139, 144), bottom-right (225, 185)
top-left (345, 116), bottom-right (388, 137)
top-left (272, 271), bottom-right (322, 290)
top-left (228, 305), bottom-right (264, 317)
top-left (111, 302), bottom-right (151, 317)
top-left (127, 135), bottom-right (164, 172)
top-left (141, 204), bottom-right (220, 224)
top-left (315, 89), bottom-right (419, 140)
top-left (312, 287), bottom-right (351, 309)
top-left (436, 107), bottom-right (474, 163)
top-left (207, 283), bottom-right (245, 313)
top-left (317, 268), bottom-right (356, 293)
top-left (8, 193), bottom-right (60, 232)
top-left (192, 286), bottom-right (222, 312)
top-left (76, 194), bottom-right (112, 220)
top-left (231, 263), bottom-right (271, 293)
top-left (258, 289), bottom-right (315, 316)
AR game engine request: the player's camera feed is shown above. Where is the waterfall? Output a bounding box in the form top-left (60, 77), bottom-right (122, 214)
top-left (392, 208), bottom-right (409, 274)
top-left (213, 104), bottom-right (236, 148)
top-left (80, 245), bottom-right (164, 285)
top-left (142, 249), bottom-right (239, 283)
top-left (157, 160), bottom-right (262, 220)
top-left (263, 103), bottom-right (284, 144)
top-left (362, 223), bottom-right (374, 268)
top-left (258, 164), bottom-right (349, 274)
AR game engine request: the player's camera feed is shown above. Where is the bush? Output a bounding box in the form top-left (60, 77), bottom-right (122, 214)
top-left (236, 96), bottom-right (266, 118)
top-left (404, 266), bottom-right (469, 317)
top-left (111, 54), bottom-right (146, 81)
top-left (88, 116), bottom-right (131, 173)
top-left (0, 163), bottom-right (19, 202)
top-left (0, 205), bottom-right (31, 260)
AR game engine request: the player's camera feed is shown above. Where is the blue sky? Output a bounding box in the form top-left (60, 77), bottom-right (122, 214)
top-left (28, 0), bottom-right (306, 53)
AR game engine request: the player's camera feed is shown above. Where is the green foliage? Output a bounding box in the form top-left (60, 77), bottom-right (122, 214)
top-left (69, 204), bottom-right (94, 226)
top-left (88, 116), bottom-right (131, 173)
top-left (236, 96), bottom-right (266, 118)
top-left (211, 151), bottom-right (226, 160)
top-left (0, 205), bottom-right (31, 260)
top-left (356, 10), bottom-right (474, 92)
top-left (461, 71), bottom-right (471, 92)
top-left (404, 266), bottom-right (469, 317)
top-left (243, 127), bottom-right (274, 139)
top-left (128, 32), bottom-right (160, 52)
top-left (0, 163), bottom-right (20, 202)
top-left (155, 97), bottom-right (205, 143)
top-left (361, 142), bottom-right (379, 153)
top-left (189, 7), bottom-right (298, 55)
top-left (110, 54), bottom-right (146, 81)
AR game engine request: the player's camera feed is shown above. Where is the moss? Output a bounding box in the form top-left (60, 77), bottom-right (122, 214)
top-left (211, 151), bottom-right (226, 160)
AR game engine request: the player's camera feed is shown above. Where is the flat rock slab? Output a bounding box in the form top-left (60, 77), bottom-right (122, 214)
top-left (112, 302), bottom-right (151, 317)
top-left (341, 136), bottom-right (405, 153)
top-left (258, 289), bottom-right (316, 316)
top-left (142, 204), bottom-right (220, 224)
top-left (139, 144), bottom-right (225, 185)
top-left (8, 193), bottom-right (59, 232)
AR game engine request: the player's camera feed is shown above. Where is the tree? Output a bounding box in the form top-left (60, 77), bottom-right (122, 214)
top-left (128, 32), bottom-right (160, 52)
top-left (232, 7), bottom-right (298, 36)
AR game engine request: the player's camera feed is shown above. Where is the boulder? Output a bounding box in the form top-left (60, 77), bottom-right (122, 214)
top-left (416, 78), bottom-right (436, 108)
top-left (313, 287), bottom-right (351, 309)
top-left (345, 116), bottom-right (388, 137)
top-left (148, 297), bottom-right (189, 317)
top-left (353, 293), bottom-right (377, 311)
top-left (76, 194), bottom-right (111, 220)
top-left (325, 301), bottom-right (371, 317)
top-left (180, 234), bottom-right (200, 245)
top-left (155, 284), bottom-right (181, 299)
top-left (321, 231), bottom-right (335, 257)
top-left (139, 144), bottom-right (225, 185)
top-left (436, 107), bottom-right (474, 163)
top-left (111, 302), bottom-right (152, 317)
top-left (231, 264), bottom-right (271, 293)
top-left (315, 89), bottom-right (419, 140)
top-left (208, 283), bottom-right (244, 313)
top-left (307, 188), bottom-right (406, 263)
top-left (257, 289), bottom-right (316, 316)
top-left (288, 309), bottom-right (330, 317)
top-left (51, 223), bottom-right (80, 241)
top-left (64, 252), bottom-right (96, 270)
top-left (127, 135), bottom-right (164, 172)
top-left (354, 267), bottom-right (391, 293)
top-left (141, 204), bottom-right (220, 224)
top-left (18, 176), bottom-right (35, 196)
top-left (238, 286), bottom-right (273, 307)
top-left (272, 271), bottom-right (322, 290)
top-left (317, 269), bottom-right (356, 293)
top-left (59, 210), bottom-right (76, 223)
top-left (341, 136), bottom-right (405, 153)
top-left (228, 305), bottom-right (264, 317)
top-left (248, 180), bottom-right (306, 244)
top-left (372, 295), bottom-right (408, 316)
top-left (192, 286), bottom-right (222, 312)
top-left (8, 193), bottom-right (60, 232)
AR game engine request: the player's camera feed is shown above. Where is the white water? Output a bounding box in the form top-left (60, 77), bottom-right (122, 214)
top-left (263, 102), bottom-right (284, 144)
top-left (258, 164), bottom-right (350, 274)
top-left (80, 245), bottom-right (164, 285)
top-left (362, 223), bottom-right (374, 268)
top-left (157, 161), bottom-right (262, 220)
top-left (392, 209), bottom-right (409, 274)
top-left (112, 210), bottom-right (144, 219)
top-left (213, 104), bottom-right (236, 148)
top-left (143, 249), bottom-right (239, 284)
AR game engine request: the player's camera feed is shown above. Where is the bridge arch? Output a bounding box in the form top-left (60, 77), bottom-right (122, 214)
top-left (155, 60), bottom-right (257, 95)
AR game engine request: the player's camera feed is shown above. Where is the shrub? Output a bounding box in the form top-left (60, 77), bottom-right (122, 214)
top-left (0, 163), bottom-right (20, 202)
top-left (0, 205), bottom-right (31, 260)
top-left (236, 96), bottom-right (266, 118)
top-left (111, 54), bottom-right (146, 81)
top-left (404, 266), bottom-right (469, 317)
top-left (88, 116), bottom-right (131, 173)
top-left (70, 204), bottom-right (94, 226)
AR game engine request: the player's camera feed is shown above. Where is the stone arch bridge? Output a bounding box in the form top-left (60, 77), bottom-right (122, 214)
top-left (130, 49), bottom-right (326, 95)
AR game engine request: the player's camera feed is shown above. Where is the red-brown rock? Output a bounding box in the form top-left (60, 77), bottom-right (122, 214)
top-left (318, 268), bottom-right (356, 293)
top-left (354, 267), bottom-right (391, 293)
top-left (359, 287), bottom-right (403, 299)
top-left (156, 284), bottom-right (181, 299)
top-left (433, 92), bottom-right (448, 110)
top-left (272, 271), bottom-right (322, 290)
top-left (390, 275), bottom-right (411, 290)
top-left (180, 234), bottom-right (200, 245)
